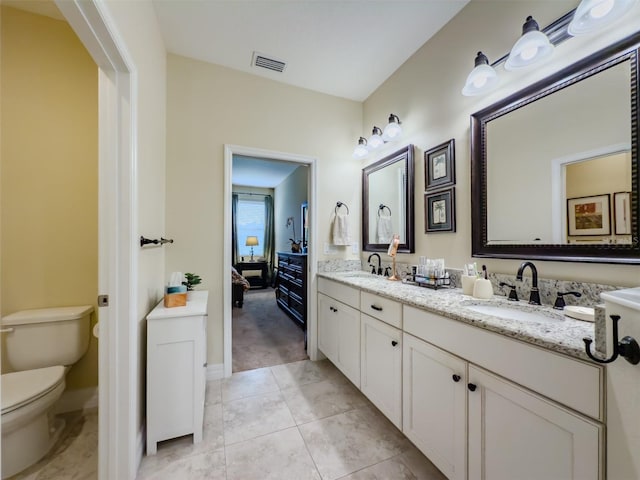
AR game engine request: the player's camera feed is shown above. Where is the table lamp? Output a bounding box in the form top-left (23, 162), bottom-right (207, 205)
top-left (245, 236), bottom-right (259, 262)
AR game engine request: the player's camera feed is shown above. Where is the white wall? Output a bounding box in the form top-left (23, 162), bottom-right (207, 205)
top-left (275, 166), bottom-right (308, 253)
top-left (97, 0), bottom-right (167, 465)
top-left (363, 0), bottom-right (640, 286)
top-left (165, 54), bottom-right (361, 366)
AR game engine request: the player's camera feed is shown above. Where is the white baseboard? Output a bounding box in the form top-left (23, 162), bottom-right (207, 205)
top-left (207, 363), bottom-right (224, 380)
top-left (54, 386), bottom-right (99, 414)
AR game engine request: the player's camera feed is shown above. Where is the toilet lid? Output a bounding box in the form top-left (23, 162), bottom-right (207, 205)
top-left (1, 366), bottom-right (65, 415)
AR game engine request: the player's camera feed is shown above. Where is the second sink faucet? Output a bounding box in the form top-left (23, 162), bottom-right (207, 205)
top-left (516, 261), bottom-right (541, 305)
top-left (367, 253), bottom-right (382, 275)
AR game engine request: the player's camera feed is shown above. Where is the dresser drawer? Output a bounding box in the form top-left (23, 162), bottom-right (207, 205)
top-left (318, 278), bottom-right (359, 309)
top-left (361, 291), bottom-right (402, 328)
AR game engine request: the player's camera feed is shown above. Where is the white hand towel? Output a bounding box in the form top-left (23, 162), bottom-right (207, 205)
top-left (332, 213), bottom-right (351, 245)
top-left (377, 215), bottom-right (393, 243)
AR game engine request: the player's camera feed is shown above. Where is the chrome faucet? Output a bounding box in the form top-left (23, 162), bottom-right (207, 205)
top-left (516, 261), bottom-right (541, 305)
top-left (367, 253), bottom-right (382, 275)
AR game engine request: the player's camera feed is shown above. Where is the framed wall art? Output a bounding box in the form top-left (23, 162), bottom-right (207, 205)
top-left (425, 187), bottom-right (455, 233)
top-left (425, 139), bottom-right (455, 191)
top-left (567, 194), bottom-right (611, 236)
top-left (614, 191), bottom-right (631, 235)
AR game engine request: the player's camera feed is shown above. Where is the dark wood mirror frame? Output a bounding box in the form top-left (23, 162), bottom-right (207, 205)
top-left (471, 32), bottom-right (640, 264)
top-left (362, 145), bottom-right (415, 253)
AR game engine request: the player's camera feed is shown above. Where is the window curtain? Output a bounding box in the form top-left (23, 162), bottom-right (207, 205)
top-left (263, 195), bottom-right (275, 281)
top-left (232, 193), bottom-right (239, 265)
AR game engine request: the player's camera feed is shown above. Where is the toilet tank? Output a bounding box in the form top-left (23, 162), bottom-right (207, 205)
top-left (1, 306), bottom-right (93, 371)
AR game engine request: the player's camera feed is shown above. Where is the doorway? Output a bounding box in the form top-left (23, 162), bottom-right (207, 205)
top-left (224, 145), bottom-right (319, 378)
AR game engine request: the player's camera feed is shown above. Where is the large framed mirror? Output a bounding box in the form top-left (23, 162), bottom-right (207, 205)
top-left (471, 31), bottom-right (639, 264)
top-left (362, 145), bottom-right (415, 253)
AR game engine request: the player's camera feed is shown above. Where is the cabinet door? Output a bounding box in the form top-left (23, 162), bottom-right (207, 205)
top-left (336, 300), bottom-right (361, 388)
top-left (318, 293), bottom-right (338, 362)
top-left (361, 314), bottom-right (402, 428)
top-left (403, 333), bottom-right (467, 480)
top-left (468, 365), bottom-right (603, 480)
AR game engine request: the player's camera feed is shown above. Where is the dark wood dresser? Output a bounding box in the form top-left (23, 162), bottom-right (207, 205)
top-left (276, 252), bottom-right (307, 332)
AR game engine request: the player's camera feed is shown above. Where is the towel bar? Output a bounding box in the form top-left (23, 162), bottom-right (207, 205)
top-left (335, 201), bottom-right (349, 214)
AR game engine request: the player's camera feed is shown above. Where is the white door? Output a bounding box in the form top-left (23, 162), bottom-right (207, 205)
top-left (403, 333), bottom-right (467, 480)
top-left (468, 365), bottom-right (603, 480)
top-left (361, 314), bottom-right (402, 428)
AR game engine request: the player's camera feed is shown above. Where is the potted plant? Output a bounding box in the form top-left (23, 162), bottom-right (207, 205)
top-left (182, 273), bottom-right (202, 292)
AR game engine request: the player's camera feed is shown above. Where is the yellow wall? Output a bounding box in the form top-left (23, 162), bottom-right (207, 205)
top-left (0, 7), bottom-right (98, 389)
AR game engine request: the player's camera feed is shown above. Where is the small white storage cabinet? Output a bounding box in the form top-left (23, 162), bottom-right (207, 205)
top-left (146, 291), bottom-right (208, 455)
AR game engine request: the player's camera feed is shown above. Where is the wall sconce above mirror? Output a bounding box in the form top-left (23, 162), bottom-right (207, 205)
top-left (462, 1), bottom-right (638, 96)
top-left (362, 145), bottom-right (415, 253)
top-left (353, 113), bottom-right (404, 158)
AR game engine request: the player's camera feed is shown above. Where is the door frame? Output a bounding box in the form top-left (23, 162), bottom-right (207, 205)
top-left (223, 145), bottom-right (319, 378)
top-left (55, 1), bottom-right (137, 478)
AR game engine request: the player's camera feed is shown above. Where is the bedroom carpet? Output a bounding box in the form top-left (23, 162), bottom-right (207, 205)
top-left (232, 288), bottom-right (307, 372)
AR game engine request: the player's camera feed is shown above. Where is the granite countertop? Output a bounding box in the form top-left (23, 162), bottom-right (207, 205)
top-left (318, 271), bottom-right (597, 362)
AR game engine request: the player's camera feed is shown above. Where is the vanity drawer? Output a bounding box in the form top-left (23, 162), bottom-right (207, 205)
top-left (404, 306), bottom-right (604, 421)
top-left (361, 291), bottom-right (402, 328)
top-left (318, 277), bottom-right (359, 309)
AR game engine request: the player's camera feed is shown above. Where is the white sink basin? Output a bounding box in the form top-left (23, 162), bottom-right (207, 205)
top-left (339, 271), bottom-right (379, 279)
top-left (464, 304), bottom-right (563, 323)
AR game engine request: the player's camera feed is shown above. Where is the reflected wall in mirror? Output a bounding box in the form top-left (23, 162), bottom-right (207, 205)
top-left (471, 31), bottom-right (639, 263)
top-left (301, 201), bottom-right (308, 251)
top-left (362, 145), bottom-right (415, 253)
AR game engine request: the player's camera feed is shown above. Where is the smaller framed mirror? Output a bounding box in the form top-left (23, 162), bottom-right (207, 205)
top-left (362, 145), bottom-right (415, 253)
top-left (301, 201), bottom-right (308, 252)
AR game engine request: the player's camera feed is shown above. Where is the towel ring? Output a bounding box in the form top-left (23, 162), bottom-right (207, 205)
top-left (335, 201), bottom-right (349, 215)
top-left (378, 204), bottom-right (392, 217)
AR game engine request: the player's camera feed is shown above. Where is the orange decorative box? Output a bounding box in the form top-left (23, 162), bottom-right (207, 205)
top-left (163, 293), bottom-right (187, 308)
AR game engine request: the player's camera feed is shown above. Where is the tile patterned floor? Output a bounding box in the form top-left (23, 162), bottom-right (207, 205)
top-left (137, 359), bottom-right (446, 480)
top-left (8, 410), bottom-right (99, 480)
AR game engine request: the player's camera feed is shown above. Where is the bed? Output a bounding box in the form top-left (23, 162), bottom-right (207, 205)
top-left (232, 266), bottom-right (250, 307)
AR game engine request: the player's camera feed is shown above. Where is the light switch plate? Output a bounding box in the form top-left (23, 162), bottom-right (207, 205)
top-left (351, 242), bottom-right (359, 254)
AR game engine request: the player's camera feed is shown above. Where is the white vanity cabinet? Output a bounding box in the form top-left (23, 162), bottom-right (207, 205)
top-left (467, 365), bottom-right (602, 480)
top-left (317, 278), bottom-right (361, 387)
top-left (361, 314), bottom-right (402, 428)
top-left (146, 291), bottom-right (208, 455)
top-left (403, 305), bottom-right (604, 480)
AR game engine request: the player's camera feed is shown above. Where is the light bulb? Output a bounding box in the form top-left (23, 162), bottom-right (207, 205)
top-left (520, 45), bottom-right (539, 61)
top-left (472, 75), bottom-right (488, 88)
top-left (590, 0), bottom-right (615, 17)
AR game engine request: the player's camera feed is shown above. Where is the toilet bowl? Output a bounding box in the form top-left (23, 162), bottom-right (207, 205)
top-left (1, 366), bottom-right (67, 479)
top-left (0, 305), bottom-right (93, 479)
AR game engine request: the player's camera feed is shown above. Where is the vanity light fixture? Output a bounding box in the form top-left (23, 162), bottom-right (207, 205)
top-left (368, 126), bottom-right (385, 150)
top-left (504, 16), bottom-right (554, 70)
top-left (568, 0), bottom-right (637, 36)
top-left (353, 114), bottom-right (405, 158)
top-left (382, 114), bottom-right (403, 141)
top-left (462, 51), bottom-right (499, 96)
top-left (352, 137), bottom-right (369, 159)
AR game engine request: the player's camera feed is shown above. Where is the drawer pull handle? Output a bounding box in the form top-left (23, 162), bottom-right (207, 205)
top-left (391, 340), bottom-right (398, 347)
top-left (329, 306), bottom-right (338, 313)
top-left (467, 383), bottom-right (477, 392)
top-left (371, 305), bottom-right (383, 311)
top-left (452, 374), bottom-right (461, 382)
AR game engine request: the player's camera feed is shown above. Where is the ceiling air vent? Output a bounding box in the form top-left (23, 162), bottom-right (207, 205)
top-left (252, 52), bottom-right (286, 73)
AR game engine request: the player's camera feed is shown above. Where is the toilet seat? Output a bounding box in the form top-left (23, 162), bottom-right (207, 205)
top-left (1, 366), bottom-right (65, 415)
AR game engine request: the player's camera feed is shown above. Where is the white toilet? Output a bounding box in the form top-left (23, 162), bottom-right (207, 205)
top-left (1, 305), bottom-right (93, 479)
